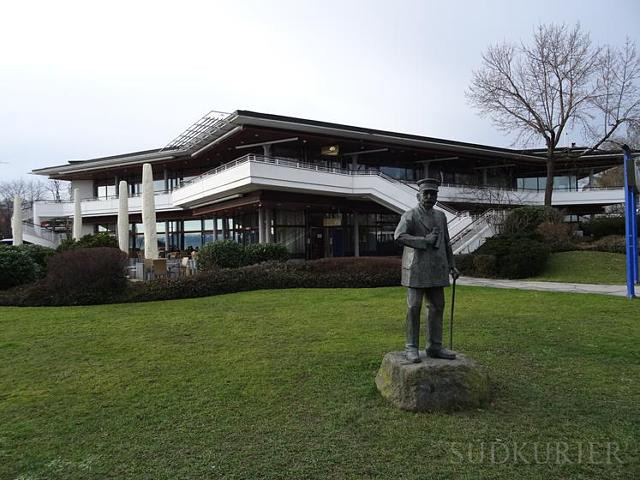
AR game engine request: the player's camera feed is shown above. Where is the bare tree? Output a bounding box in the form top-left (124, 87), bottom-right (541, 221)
top-left (46, 179), bottom-right (70, 202)
top-left (0, 179), bottom-right (48, 236)
top-left (467, 24), bottom-right (640, 205)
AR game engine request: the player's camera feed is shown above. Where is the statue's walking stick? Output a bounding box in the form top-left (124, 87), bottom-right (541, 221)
top-left (449, 276), bottom-right (457, 350)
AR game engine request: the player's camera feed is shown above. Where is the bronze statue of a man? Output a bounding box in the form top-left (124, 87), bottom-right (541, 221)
top-left (394, 178), bottom-right (459, 363)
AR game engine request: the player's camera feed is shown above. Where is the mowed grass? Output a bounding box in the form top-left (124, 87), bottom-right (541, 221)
top-left (1, 287), bottom-right (639, 479)
top-left (529, 250), bottom-right (632, 285)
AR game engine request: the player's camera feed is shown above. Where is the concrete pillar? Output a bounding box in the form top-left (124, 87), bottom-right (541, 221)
top-left (264, 208), bottom-right (272, 243)
top-left (73, 188), bottom-right (82, 240)
top-left (353, 212), bottom-right (360, 257)
top-left (351, 154), bottom-right (359, 172)
top-left (11, 196), bottom-right (23, 246)
top-left (164, 221), bottom-right (170, 253)
top-left (117, 180), bottom-right (129, 254)
top-left (32, 200), bottom-right (40, 229)
top-left (141, 163), bottom-right (159, 259)
top-left (164, 167), bottom-right (169, 192)
top-left (114, 175), bottom-right (119, 195)
top-left (258, 206), bottom-right (265, 244)
top-left (213, 216), bottom-right (218, 242)
top-left (263, 144), bottom-right (272, 157)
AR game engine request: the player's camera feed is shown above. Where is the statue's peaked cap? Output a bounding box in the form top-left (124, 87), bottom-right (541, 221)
top-left (417, 178), bottom-right (440, 191)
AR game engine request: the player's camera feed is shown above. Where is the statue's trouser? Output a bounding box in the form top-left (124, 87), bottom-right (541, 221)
top-left (405, 287), bottom-right (445, 352)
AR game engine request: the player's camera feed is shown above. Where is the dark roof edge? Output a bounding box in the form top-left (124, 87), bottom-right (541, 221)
top-left (234, 110), bottom-right (526, 155)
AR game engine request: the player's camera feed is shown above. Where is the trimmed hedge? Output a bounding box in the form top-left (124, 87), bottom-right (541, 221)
top-left (131, 257), bottom-right (400, 303)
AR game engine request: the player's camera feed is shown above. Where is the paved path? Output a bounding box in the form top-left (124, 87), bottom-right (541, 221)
top-left (457, 277), bottom-right (628, 297)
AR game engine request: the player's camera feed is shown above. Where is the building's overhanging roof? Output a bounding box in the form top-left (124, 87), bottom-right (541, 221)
top-left (32, 149), bottom-right (180, 177)
top-left (232, 110), bottom-right (546, 161)
top-left (32, 109), bottom-right (632, 178)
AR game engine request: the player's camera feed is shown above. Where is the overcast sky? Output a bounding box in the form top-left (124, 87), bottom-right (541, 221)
top-left (2, 0), bottom-right (639, 181)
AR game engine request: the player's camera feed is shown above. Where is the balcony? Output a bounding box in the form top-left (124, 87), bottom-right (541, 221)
top-left (33, 155), bottom-right (626, 222)
top-left (34, 191), bottom-right (178, 219)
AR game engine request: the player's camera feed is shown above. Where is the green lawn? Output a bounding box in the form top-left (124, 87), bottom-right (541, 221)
top-left (529, 250), bottom-right (632, 285)
top-left (1, 287), bottom-right (638, 479)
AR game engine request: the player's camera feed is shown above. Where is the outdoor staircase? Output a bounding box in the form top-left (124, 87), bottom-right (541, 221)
top-left (450, 210), bottom-right (504, 254)
top-left (20, 222), bottom-right (64, 248)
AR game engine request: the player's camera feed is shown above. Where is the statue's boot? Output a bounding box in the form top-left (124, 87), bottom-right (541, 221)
top-left (405, 308), bottom-right (421, 363)
top-left (426, 312), bottom-right (456, 360)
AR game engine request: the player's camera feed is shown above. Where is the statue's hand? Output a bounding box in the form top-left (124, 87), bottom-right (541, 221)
top-left (450, 267), bottom-right (460, 280)
top-left (424, 232), bottom-right (439, 246)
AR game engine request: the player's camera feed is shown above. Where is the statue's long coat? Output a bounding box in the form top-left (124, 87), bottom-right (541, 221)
top-left (394, 206), bottom-right (454, 288)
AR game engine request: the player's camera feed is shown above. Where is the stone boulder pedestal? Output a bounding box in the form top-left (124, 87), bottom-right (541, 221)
top-left (375, 351), bottom-right (490, 412)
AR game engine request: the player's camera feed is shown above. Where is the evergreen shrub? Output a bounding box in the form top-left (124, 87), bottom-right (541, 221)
top-left (476, 234), bottom-right (549, 279)
top-left (0, 248), bottom-right (38, 290)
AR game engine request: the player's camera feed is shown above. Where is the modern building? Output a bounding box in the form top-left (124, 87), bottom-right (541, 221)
top-left (30, 110), bottom-right (628, 256)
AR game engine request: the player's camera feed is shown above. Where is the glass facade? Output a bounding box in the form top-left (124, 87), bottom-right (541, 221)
top-left (517, 175), bottom-right (578, 191)
top-left (91, 208), bottom-right (402, 259)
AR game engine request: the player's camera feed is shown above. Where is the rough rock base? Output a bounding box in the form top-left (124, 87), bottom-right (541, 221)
top-left (375, 351), bottom-right (490, 412)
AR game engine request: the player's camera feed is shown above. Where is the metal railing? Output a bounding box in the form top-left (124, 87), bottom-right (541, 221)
top-left (450, 209), bottom-right (500, 247)
top-left (21, 221), bottom-right (65, 244)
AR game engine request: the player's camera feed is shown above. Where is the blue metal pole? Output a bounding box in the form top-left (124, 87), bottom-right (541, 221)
top-left (632, 191), bottom-right (639, 284)
top-left (622, 146), bottom-right (637, 298)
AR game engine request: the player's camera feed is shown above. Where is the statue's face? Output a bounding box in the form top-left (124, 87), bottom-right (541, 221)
top-left (417, 189), bottom-right (437, 208)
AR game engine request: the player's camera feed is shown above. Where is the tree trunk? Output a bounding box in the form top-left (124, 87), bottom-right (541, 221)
top-left (544, 148), bottom-right (555, 206)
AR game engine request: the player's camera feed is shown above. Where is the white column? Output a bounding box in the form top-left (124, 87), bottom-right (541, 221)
top-left (73, 188), bottom-right (83, 240)
top-left (117, 180), bottom-right (129, 254)
top-left (164, 222), bottom-right (170, 252)
top-left (32, 200), bottom-right (40, 229)
top-left (142, 163), bottom-right (159, 259)
top-left (264, 208), bottom-right (272, 243)
top-left (258, 206), bottom-right (265, 244)
top-left (11, 196), bottom-right (23, 246)
top-left (353, 212), bottom-right (360, 257)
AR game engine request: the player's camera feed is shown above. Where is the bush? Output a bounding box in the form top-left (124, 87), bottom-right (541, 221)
top-left (57, 232), bottom-right (118, 251)
top-left (244, 243), bottom-right (289, 265)
top-left (579, 235), bottom-right (626, 254)
top-left (21, 247), bottom-right (128, 305)
top-left (0, 244), bottom-right (55, 277)
top-left (454, 254), bottom-right (474, 276)
top-left (580, 216), bottom-right (629, 239)
top-left (198, 240), bottom-right (245, 270)
top-left (502, 206), bottom-right (563, 235)
top-left (198, 241), bottom-right (290, 271)
top-left (476, 234), bottom-right (549, 279)
top-left (472, 254), bottom-right (497, 277)
top-left (536, 222), bottom-right (576, 252)
top-left (0, 248), bottom-right (38, 290)
top-left (130, 257), bottom-right (401, 303)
